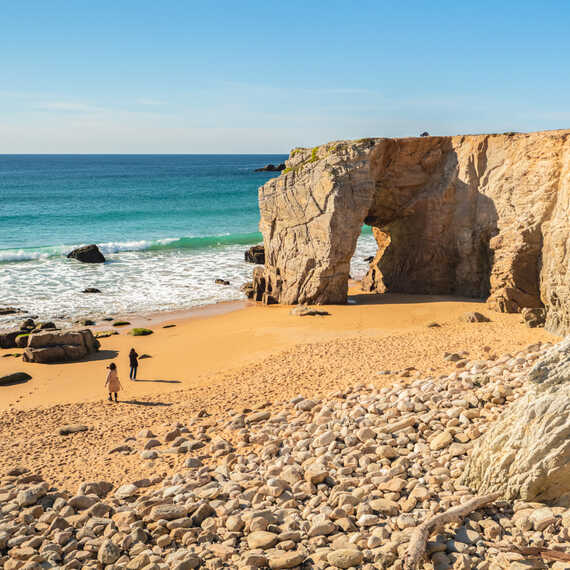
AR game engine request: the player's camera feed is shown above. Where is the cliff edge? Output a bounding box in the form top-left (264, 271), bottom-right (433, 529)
top-left (253, 130), bottom-right (570, 335)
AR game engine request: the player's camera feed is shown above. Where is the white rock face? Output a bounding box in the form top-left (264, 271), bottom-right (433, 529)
top-left (462, 337), bottom-right (570, 501)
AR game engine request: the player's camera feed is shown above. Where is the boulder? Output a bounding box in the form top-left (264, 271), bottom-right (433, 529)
top-left (214, 279), bottom-right (230, 286)
top-left (58, 424), bottom-right (89, 435)
top-left (522, 307), bottom-right (546, 328)
top-left (129, 328), bottom-right (153, 336)
top-left (67, 244), bottom-right (105, 263)
top-left (0, 307), bottom-right (22, 315)
top-left (0, 329), bottom-right (22, 349)
top-left (240, 281), bottom-right (255, 299)
top-left (23, 329), bottom-right (100, 363)
top-left (459, 312), bottom-right (491, 323)
top-left (82, 287), bottom-right (102, 293)
top-left (245, 244), bottom-right (265, 264)
top-left (15, 334), bottom-right (30, 348)
top-left (290, 305), bottom-right (330, 317)
top-left (462, 337), bottom-right (570, 501)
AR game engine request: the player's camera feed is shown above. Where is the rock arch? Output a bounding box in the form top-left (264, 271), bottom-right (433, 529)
top-left (253, 131), bottom-right (570, 335)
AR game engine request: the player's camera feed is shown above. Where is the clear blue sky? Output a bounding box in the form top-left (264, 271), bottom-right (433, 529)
top-left (1, 0), bottom-right (568, 153)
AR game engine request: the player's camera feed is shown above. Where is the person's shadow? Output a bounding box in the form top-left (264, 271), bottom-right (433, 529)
top-left (118, 399), bottom-right (172, 407)
top-left (130, 378), bottom-right (181, 384)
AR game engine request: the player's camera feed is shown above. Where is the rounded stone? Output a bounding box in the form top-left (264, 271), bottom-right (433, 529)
top-left (327, 549), bottom-right (364, 568)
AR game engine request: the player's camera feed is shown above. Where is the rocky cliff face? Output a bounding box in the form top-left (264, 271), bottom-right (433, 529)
top-left (254, 130), bottom-right (570, 335)
top-left (462, 337), bottom-right (570, 501)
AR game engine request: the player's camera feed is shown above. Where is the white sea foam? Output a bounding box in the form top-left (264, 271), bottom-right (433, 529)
top-left (0, 233), bottom-right (377, 326)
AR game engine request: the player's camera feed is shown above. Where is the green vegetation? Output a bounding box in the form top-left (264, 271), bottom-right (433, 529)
top-left (308, 146), bottom-right (319, 162)
top-left (283, 167), bottom-right (292, 174)
top-left (129, 327), bottom-right (153, 336)
top-left (112, 320), bottom-right (131, 327)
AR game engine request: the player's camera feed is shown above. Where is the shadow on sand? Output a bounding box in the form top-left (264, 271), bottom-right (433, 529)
top-left (50, 349), bottom-right (119, 365)
top-left (117, 399), bottom-right (173, 407)
top-left (86, 349), bottom-right (119, 361)
top-left (131, 379), bottom-right (182, 384)
top-left (347, 292), bottom-right (485, 307)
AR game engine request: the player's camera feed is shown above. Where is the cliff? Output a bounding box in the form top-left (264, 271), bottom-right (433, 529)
top-left (253, 130), bottom-right (570, 335)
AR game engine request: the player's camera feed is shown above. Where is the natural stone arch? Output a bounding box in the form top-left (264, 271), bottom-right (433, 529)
top-left (361, 137), bottom-right (499, 299)
top-left (253, 131), bottom-right (570, 335)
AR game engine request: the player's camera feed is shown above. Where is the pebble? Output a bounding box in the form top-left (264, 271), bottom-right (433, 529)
top-left (1, 340), bottom-right (565, 570)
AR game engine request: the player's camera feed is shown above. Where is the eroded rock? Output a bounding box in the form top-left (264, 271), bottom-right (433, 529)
top-left (463, 337), bottom-right (570, 501)
top-left (254, 132), bottom-right (570, 335)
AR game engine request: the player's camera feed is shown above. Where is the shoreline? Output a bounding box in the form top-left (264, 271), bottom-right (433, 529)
top-left (0, 287), bottom-right (558, 413)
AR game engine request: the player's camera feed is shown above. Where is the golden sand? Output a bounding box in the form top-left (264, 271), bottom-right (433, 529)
top-left (0, 290), bottom-right (557, 491)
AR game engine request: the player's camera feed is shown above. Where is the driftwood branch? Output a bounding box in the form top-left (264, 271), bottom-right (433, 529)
top-left (403, 492), bottom-right (501, 570)
top-left (500, 545), bottom-right (570, 562)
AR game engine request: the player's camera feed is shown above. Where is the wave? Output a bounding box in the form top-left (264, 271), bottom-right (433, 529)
top-left (0, 232), bottom-right (264, 263)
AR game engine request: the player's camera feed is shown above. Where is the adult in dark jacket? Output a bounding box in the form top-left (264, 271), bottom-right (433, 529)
top-left (129, 348), bottom-right (139, 380)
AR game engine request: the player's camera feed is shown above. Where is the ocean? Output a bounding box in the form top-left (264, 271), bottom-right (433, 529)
top-left (0, 155), bottom-right (376, 326)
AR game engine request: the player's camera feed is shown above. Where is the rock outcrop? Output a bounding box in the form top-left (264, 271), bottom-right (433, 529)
top-left (67, 244), bottom-right (105, 263)
top-left (23, 329), bottom-right (100, 363)
top-left (245, 244), bottom-right (265, 264)
top-left (254, 163), bottom-right (285, 172)
top-left (462, 336), bottom-right (570, 501)
top-left (253, 131), bottom-right (570, 335)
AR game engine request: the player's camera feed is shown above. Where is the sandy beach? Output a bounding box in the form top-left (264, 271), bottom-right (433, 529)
top-left (0, 288), bottom-right (557, 492)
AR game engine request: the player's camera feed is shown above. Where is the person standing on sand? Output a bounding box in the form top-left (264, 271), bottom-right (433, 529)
top-left (105, 362), bottom-right (122, 402)
top-left (129, 348), bottom-right (139, 380)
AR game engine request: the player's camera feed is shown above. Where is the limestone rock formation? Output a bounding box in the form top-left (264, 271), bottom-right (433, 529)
top-left (23, 329), bottom-right (100, 363)
top-left (253, 131), bottom-right (570, 335)
top-left (462, 337), bottom-right (570, 501)
top-left (67, 244), bottom-right (105, 263)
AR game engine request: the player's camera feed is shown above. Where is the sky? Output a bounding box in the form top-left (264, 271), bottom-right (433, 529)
top-left (1, 0), bottom-right (569, 153)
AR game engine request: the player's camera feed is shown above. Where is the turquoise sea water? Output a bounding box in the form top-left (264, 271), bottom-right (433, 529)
top-left (0, 155), bottom-right (376, 325)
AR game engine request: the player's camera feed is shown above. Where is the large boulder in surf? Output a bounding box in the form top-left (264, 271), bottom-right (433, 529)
top-left (23, 329), bottom-right (100, 363)
top-left (67, 244), bottom-right (105, 263)
top-left (245, 245), bottom-right (265, 264)
top-left (462, 337), bottom-right (570, 501)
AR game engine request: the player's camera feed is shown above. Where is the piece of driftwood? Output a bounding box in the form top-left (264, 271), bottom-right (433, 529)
top-left (501, 545), bottom-right (570, 562)
top-left (403, 492), bottom-right (501, 570)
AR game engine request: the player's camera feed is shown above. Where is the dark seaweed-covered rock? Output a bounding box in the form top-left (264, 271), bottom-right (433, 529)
top-left (0, 372), bottom-right (32, 386)
top-left (83, 287), bottom-right (102, 293)
top-left (0, 330), bottom-right (21, 349)
top-left (0, 307), bottom-right (22, 315)
top-left (245, 244), bottom-right (265, 264)
top-left (129, 328), bottom-right (153, 336)
top-left (67, 244), bottom-right (105, 263)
